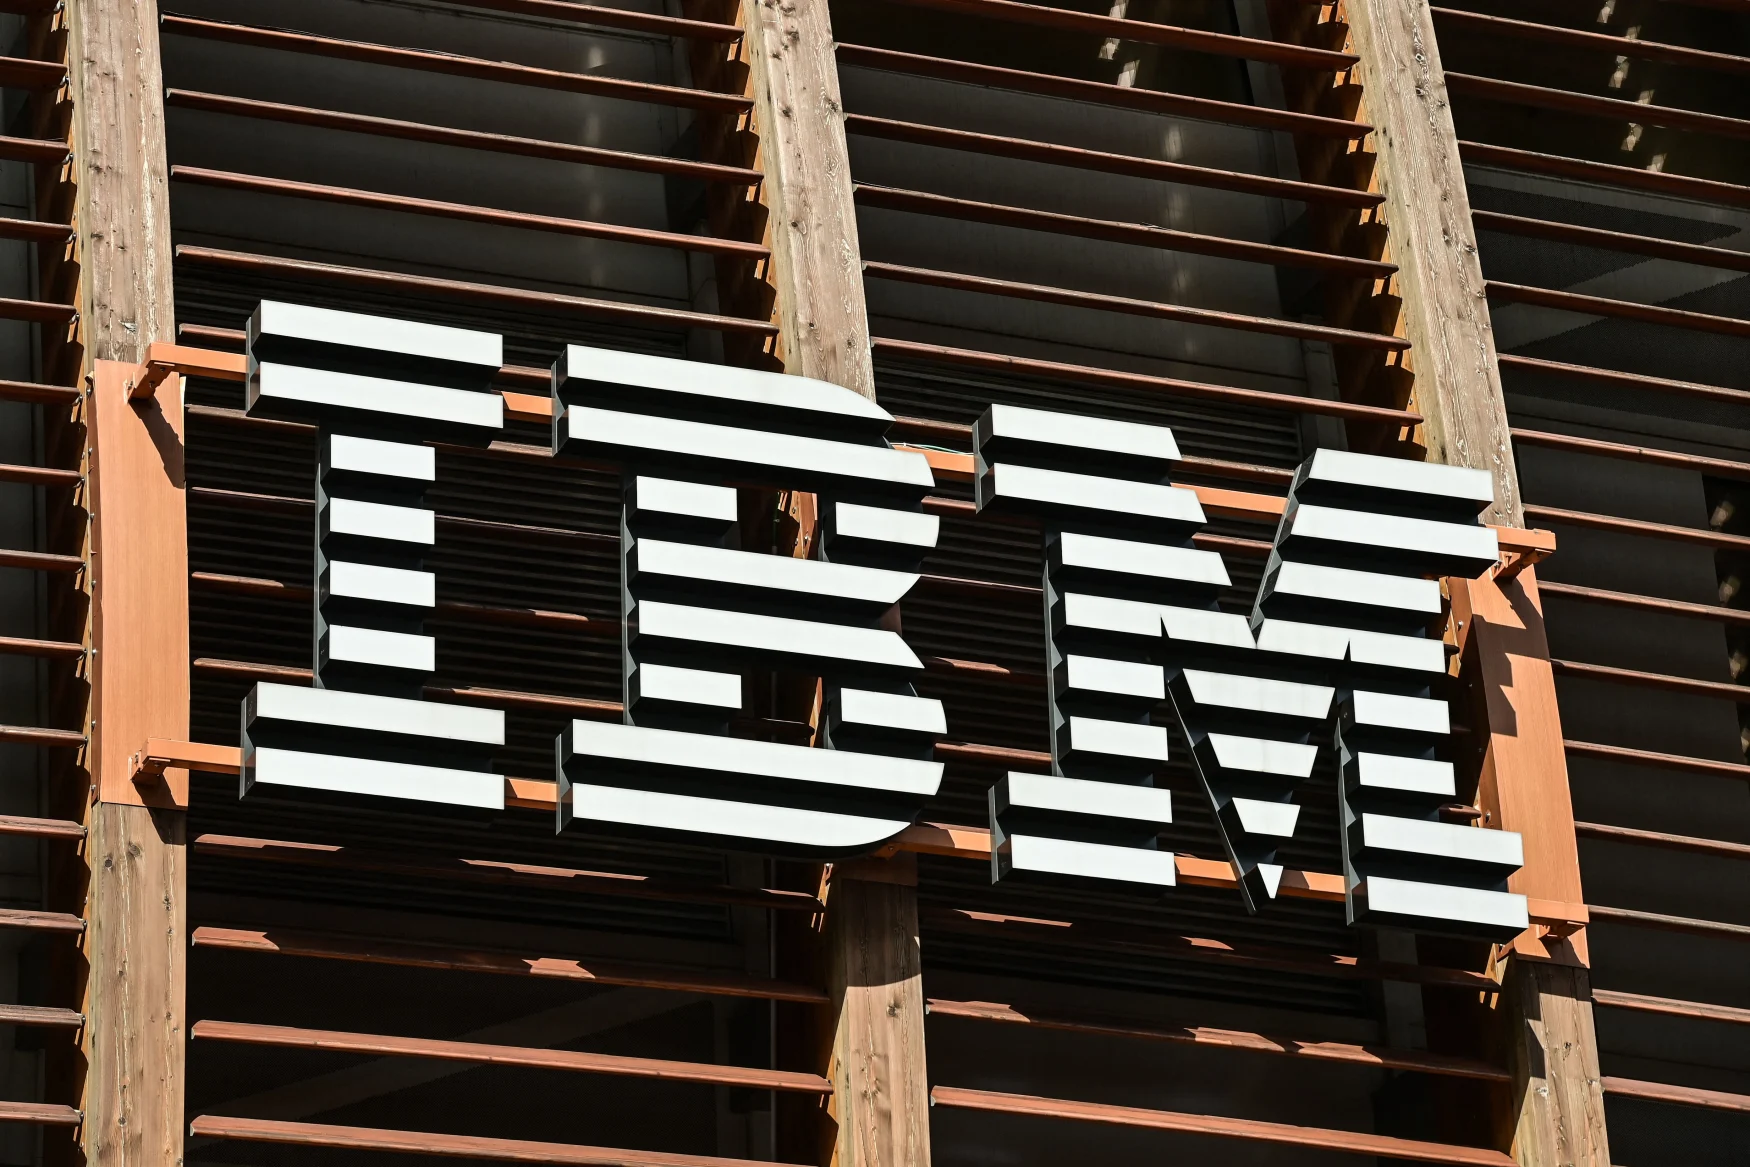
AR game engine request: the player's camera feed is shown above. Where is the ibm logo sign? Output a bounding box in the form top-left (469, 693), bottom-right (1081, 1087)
top-left (237, 303), bottom-right (1526, 941)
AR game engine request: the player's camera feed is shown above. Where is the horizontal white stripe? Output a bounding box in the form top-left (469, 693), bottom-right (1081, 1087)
top-left (988, 464), bottom-right (1205, 524)
top-left (632, 664), bottom-right (742, 710)
top-left (324, 497), bottom-right (435, 545)
top-left (326, 561), bottom-right (435, 608)
top-left (1002, 835), bottom-right (1177, 887)
top-left (630, 476), bottom-right (738, 523)
top-left (1004, 771), bottom-right (1173, 824)
top-left (1063, 655), bottom-right (1164, 701)
top-left (1359, 813), bottom-right (1523, 868)
top-left (250, 682), bottom-right (504, 744)
top-left (564, 344), bottom-right (894, 427)
top-left (1058, 531), bottom-right (1228, 587)
top-left (246, 746), bottom-right (504, 809)
top-left (635, 601), bottom-right (922, 670)
top-left (635, 539), bottom-right (917, 604)
top-left (1268, 559), bottom-right (1441, 614)
top-left (837, 689), bottom-right (946, 735)
top-left (1180, 669), bottom-right (1332, 718)
top-left (1064, 716), bottom-right (1170, 762)
top-left (567, 407), bottom-right (933, 489)
top-left (566, 782), bottom-right (910, 850)
top-left (832, 502), bottom-right (940, 549)
top-left (324, 625), bottom-right (434, 672)
top-left (1357, 876), bottom-right (1528, 932)
top-left (982, 403), bottom-right (1181, 462)
top-left (1351, 690), bottom-right (1449, 735)
top-left (1305, 449), bottom-right (1493, 506)
top-left (326, 434), bottom-right (434, 482)
top-left (567, 720), bottom-right (943, 796)
top-left (255, 363), bottom-right (503, 429)
top-left (1205, 733), bottom-right (1317, 778)
top-left (1289, 504), bottom-right (1498, 564)
top-left (256, 300), bottom-right (502, 367)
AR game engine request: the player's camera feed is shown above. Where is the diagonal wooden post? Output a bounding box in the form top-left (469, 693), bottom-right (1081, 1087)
top-left (1343, 3), bottom-right (1605, 1161)
top-left (1342, 0), bottom-right (1520, 527)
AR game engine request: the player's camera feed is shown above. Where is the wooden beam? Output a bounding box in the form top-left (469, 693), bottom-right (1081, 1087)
top-left (191, 1020), bottom-right (834, 1094)
top-left (824, 855), bottom-right (931, 1167)
top-left (743, 0), bottom-right (874, 395)
top-left (190, 1114), bottom-right (798, 1165)
top-left (190, 925), bottom-right (830, 1004)
top-left (1343, 0), bottom-right (1519, 524)
top-left (83, 355), bottom-right (190, 1167)
top-left (1500, 964), bottom-right (1612, 1167)
top-left (67, 2), bottom-right (185, 1160)
top-left (930, 1085), bottom-right (1515, 1165)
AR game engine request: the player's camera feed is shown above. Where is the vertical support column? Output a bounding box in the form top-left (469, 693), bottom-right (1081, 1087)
top-left (743, 0), bottom-right (875, 397)
top-left (83, 362), bottom-right (187, 1166)
top-left (824, 855), bottom-right (931, 1167)
top-left (742, 6), bottom-right (931, 1162)
top-left (1451, 570), bottom-right (1609, 1167)
top-left (1341, 0), bottom-right (1520, 525)
top-left (67, 1), bottom-right (182, 1163)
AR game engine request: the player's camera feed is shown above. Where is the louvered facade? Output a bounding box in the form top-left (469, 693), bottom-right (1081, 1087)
top-left (0, 2), bottom-right (1739, 1166)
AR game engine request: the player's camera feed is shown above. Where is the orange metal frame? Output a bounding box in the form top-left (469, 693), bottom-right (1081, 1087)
top-left (123, 343), bottom-right (1585, 949)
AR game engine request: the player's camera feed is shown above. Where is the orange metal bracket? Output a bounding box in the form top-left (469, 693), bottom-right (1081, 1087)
top-left (125, 342), bottom-right (248, 401)
top-left (128, 738), bottom-right (242, 809)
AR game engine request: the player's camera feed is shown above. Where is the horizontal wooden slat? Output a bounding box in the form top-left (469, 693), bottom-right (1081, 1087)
top-left (0, 635), bottom-right (82, 660)
top-left (1573, 820), bottom-right (1750, 861)
top-left (835, 44), bottom-right (1372, 140)
top-left (1430, 7), bottom-right (1750, 74)
top-left (1473, 210), bottom-right (1750, 274)
top-left (925, 998), bottom-right (1509, 1080)
top-left (1511, 427), bottom-right (1750, 483)
top-left (0, 813), bottom-right (84, 840)
top-left (193, 834), bottom-right (823, 913)
top-left (0, 216), bottom-right (70, 243)
top-left (191, 925), bottom-right (831, 1003)
top-left (166, 90), bottom-right (762, 185)
top-left (172, 166), bottom-right (769, 258)
top-left (1553, 658), bottom-right (1750, 705)
top-left (845, 113), bottom-right (1384, 207)
top-left (872, 338), bottom-right (1421, 425)
top-left (881, 0), bottom-right (1358, 69)
top-left (1539, 581), bottom-right (1750, 628)
top-left (0, 134), bottom-right (66, 164)
top-left (864, 261), bottom-right (1409, 349)
top-left (0, 908), bottom-right (82, 934)
top-left (161, 15), bottom-right (753, 114)
top-left (0, 378), bottom-right (78, 405)
top-left (174, 245), bottom-right (779, 336)
top-left (0, 1101), bottom-right (80, 1126)
top-left (1447, 72), bottom-right (1750, 140)
top-left (0, 463), bottom-right (79, 487)
top-left (923, 907), bottom-right (1500, 991)
top-left (1601, 1076), bottom-right (1750, 1113)
top-left (190, 1115), bottom-right (794, 1165)
top-left (856, 183), bottom-right (1395, 277)
top-left (0, 296), bottom-right (74, 324)
top-left (1591, 988), bottom-right (1750, 1027)
top-left (1459, 139), bottom-right (1750, 210)
top-left (1565, 738), bottom-right (1750, 782)
top-left (1524, 504), bottom-right (1750, 552)
top-left (0, 55), bottom-right (64, 89)
top-left (193, 1020), bottom-right (832, 1092)
top-left (1586, 905), bottom-right (1750, 941)
top-left (0, 725), bottom-right (83, 746)
top-left (929, 1085), bottom-right (1515, 1165)
top-left (0, 548), bottom-right (81, 573)
top-left (1498, 354), bottom-right (1749, 409)
top-left (1488, 281), bottom-right (1750, 339)
top-left (438, 0), bottom-right (743, 42)
top-left (0, 1003), bottom-right (81, 1027)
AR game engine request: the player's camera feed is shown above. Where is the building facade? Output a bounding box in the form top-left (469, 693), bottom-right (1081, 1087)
top-left (0, 0), bottom-right (1744, 1164)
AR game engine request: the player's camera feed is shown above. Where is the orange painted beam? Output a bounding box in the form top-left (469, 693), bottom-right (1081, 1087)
top-left (90, 361), bottom-right (191, 809)
top-left (1452, 566), bottom-right (1589, 965)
